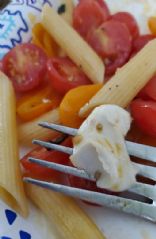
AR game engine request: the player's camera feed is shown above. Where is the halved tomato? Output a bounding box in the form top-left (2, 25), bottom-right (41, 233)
top-left (21, 137), bottom-right (72, 181)
top-left (17, 84), bottom-right (62, 122)
top-left (130, 99), bottom-right (156, 137)
top-left (87, 19), bottom-right (132, 76)
top-left (47, 57), bottom-right (91, 95)
top-left (138, 75), bottom-right (156, 101)
top-left (73, 0), bottom-right (110, 38)
top-left (132, 34), bottom-right (155, 55)
top-left (111, 12), bottom-right (139, 40)
top-left (2, 43), bottom-right (47, 92)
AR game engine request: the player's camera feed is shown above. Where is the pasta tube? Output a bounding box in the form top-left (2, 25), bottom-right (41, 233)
top-left (0, 72), bottom-right (28, 217)
top-left (41, 4), bottom-right (105, 84)
top-left (59, 0), bottom-right (74, 25)
top-left (79, 39), bottom-right (156, 117)
top-left (18, 108), bottom-right (60, 146)
top-left (26, 184), bottom-right (106, 239)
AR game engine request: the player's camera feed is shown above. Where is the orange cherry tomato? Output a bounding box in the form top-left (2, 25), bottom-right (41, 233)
top-left (148, 17), bottom-right (156, 35)
top-left (32, 23), bottom-right (58, 57)
top-left (17, 85), bottom-right (62, 122)
top-left (59, 84), bottom-right (103, 128)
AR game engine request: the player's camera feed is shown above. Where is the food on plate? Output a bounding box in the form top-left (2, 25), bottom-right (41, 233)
top-left (47, 57), bottom-right (91, 95)
top-left (148, 16), bottom-right (156, 35)
top-left (19, 108), bottom-right (60, 146)
top-left (73, 0), bottom-right (110, 38)
top-left (60, 84), bottom-right (102, 128)
top-left (0, 72), bottom-right (28, 217)
top-left (59, 0), bottom-right (74, 25)
top-left (71, 105), bottom-right (137, 192)
top-left (2, 43), bottom-right (48, 92)
top-left (26, 184), bottom-right (106, 239)
top-left (41, 5), bottom-right (105, 84)
top-left (17, 84), bottom-right (61, 122)
top-left (79, 39), bottom-right (156, 117)
top-left (130, 99), bottom-right (156, 137)
top-left (32, 23), bottom-right (59, 57)
top-left (87, 19), bottom-right (132, 76)
top-left (1, 0), bottom-right (156, 237)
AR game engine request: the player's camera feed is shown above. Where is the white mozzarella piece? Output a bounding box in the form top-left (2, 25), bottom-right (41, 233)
top-left (71, 105), bottom-right (138, 192)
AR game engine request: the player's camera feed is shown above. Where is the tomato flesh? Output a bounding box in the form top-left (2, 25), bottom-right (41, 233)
top-left (2, 43), bottom-right (47, 92)
top-left (111, 12), bottom-right (139, 40)
top-left (21, 137), bottom-right (72, 181)
top-left (47, 57), bottom-right (91, 95)
top-left (138, 75), bottom-right (156, 101)
top-left (132, 34), bottom-right (155, 55)
top-left (130, 99), bottom-right (156, 137)
top-left (73, 0), bottom-right (110, 38)
top-left (87, 19), bottom-right (132, 76)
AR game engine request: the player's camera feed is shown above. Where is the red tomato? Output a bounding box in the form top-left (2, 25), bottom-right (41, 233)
top-left (132, 34), bottom-right (155, 55)
top-left (138, 75), bottom-right (156, 100)
top-left (111, 12), bottom-right (139, 40)
top-left (0, 60), bottom-right (3, 71)
top-left (73, 0), bottom-right (110, 38)
top-left (47, 57), bottom-right (91, 95)
top-left (21, 137), bottom-right (72, 181)
top-left (130, 99), bottom-right (156, 137)
top-left (87, 19), bottom-right (132, 76)
top-left (2, 43), bottom-right (47, 92)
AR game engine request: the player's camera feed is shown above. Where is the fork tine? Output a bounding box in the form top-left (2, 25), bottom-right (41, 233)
top-left (129, 182), bottom-right (156, 201)
top-left (32, 139), bottom-right (73, 155)
top-left (39, 123), bottom-right (156, 163)
top-left (133, 163), bottom-right (156, 181)
top-left (28, 157), bottom-right (156, 200)
top-left (24, 177), bottom-right (156, 222)
top-left (39, 122), bottom-right (78, 136)
top-left (29, 157), bottom-right (95, 181)
top-left (126, 141), bottom-right (156, 163)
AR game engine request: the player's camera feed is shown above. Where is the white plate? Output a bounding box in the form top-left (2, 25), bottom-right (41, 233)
top-left (0, 0), bottom-right (156, 238)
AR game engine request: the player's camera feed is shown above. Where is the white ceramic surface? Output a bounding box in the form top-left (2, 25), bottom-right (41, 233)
top-left (0, 0), bottom-right (156, 238)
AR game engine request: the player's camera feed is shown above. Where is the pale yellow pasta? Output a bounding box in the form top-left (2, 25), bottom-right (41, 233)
top-left (18, 108), bottom-right (60, 146)
top-left (26, 184), bottom-right (106, 239)
top-left (79, 39), bottom-right (156, 117)
top-left (60, 0), bottom-right (74, 25)
top-left (41, 4), bottom-right (105, 84)
top-left (0, 72), bottom-right (28, 217)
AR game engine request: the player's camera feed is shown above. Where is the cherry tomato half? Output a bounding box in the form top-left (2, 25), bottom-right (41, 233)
top-left (138, 75), bottom-right (156, 101)
top-left (47, 57), bottom-right (91, 95)
top-left (111, 12), bottom-right (139, 40)
top-left (0, 60), bottom-right (3, 71)
top-left (73, 0), bottom-right (110, 38)
top-left (130, 99), bottom-right (156, 137)
top-left (87, 19), bottom-right (132, 76)
top-left (17, 84), bottom-right (61, 122)
top-left (132, 34), bottom-right (155, 55)
top-left (2, 43), bottom-right (47, 92)
top-left (21, 137), bottom-right (72, 181)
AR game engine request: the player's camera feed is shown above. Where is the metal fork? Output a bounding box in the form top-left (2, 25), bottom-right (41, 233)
top-left (24, 122), bottom-right (156, 222)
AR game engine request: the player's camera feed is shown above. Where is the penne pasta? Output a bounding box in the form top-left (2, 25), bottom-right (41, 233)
top-left (79, 39), bottom-right (156, 117)
top-left (0, 72), bottom-right (28, 217)
top-left (18, 108), bottom-right (60, 146)
top-left (41, 4), bottom-right (105, 84)
top-left (26, 183), bottom-right (106, 239)
top-left (59, 0), bottom-right (74, 25)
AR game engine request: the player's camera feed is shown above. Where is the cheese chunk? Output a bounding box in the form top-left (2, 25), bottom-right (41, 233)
top-left (71, 105), bottom-right (138, 192)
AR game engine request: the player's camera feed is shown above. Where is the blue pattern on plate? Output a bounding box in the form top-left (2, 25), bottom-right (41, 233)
top-left (26, 0), bottom-right (52, 11)
top-left (19, 231), bottom-right (31, 239)
top-left (1, 237), bottom-right (12, 239)
top-left (5, 209), bottom-right (17, 225)
top-left (0, 9), bottom-right (28, 59)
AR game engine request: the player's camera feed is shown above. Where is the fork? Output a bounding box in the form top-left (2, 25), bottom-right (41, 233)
top-left (24, 122), bottom-right (156, 222)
